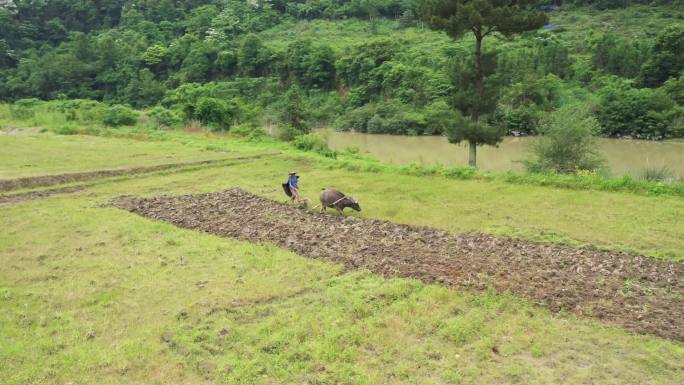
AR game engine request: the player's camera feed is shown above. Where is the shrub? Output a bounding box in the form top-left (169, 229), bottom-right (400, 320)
top-left (276, 124), bottom-right (305, 141)
top-left (596, 84), bottom-right (677, 139)
top-left (662, 76), bottom-right (684, 105)
top-left (148, 106), bottom-right (182, 129)
top-left (334, 103), bottom-right (376, 132)
top-left (194, 97), bottom-right (231, 130)
top-left (337, 100), bottom-right (429, 135)
top-left (10, 98), bottom-right (42, 120)
top-left (229, 123), bottom-right (267, 141)
top-left (640, 166), bottom-right (674, 182)
top-left (54, 99), bottom-right (104, 122)
top-left (526, 104), bottom-right (605, 174)
top-left (293, 133), bottom-right (337, 158)
top-left (102, 104), bottom-right (138, 127)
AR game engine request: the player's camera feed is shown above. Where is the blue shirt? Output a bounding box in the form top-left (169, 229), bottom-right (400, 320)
top-left (288, 175), bottom-right (298, 188)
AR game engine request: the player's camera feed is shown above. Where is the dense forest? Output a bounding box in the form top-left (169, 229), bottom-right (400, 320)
top-left (1, 0), bottom-right (683, 140)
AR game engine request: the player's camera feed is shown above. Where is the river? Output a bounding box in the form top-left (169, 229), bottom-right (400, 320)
top-left (323, 131), bottom-right (684, 179)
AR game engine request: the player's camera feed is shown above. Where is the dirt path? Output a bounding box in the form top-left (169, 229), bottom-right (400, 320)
top-left (113, 188), bottom-right (684, 341)
top-left (0, 153), bottom-right (277, 192)
top-left (0, 186), bottom-right (86, 205)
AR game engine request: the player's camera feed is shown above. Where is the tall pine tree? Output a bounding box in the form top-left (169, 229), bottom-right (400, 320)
top-left (418, 0), bottom-right (547, 167)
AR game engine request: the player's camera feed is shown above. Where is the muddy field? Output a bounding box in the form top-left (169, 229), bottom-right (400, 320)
top-left (0, 153), bottom-right (277, 192)
top-left (113, 188), bottom-right (684, 341)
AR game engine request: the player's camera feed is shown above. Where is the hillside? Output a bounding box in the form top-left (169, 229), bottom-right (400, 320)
top-left (1, 1), bottom-right (683, 140)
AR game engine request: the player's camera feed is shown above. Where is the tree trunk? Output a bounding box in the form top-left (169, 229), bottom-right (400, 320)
top-left (468, 139), bottom-right (477, 167)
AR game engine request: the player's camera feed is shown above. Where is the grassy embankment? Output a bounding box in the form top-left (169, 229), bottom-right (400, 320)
top-left (1, 128), bottom-right (683, 384)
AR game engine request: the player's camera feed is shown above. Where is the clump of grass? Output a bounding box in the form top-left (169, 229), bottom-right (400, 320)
top-left (639, 166), bottom-right (674, 182)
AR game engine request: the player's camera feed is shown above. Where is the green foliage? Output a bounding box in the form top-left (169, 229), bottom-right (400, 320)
top-left (0, 1), bottom-right (683, 141)
top-left (640, 25), bottom-right (684, 87)
top-left (238, 34), bottom-right (272, 77)
top-left (336, 100), bottom-right (455, 136)
top-left (596, 82), bottom-right (678, 139)
top-left (450, 51), bottom-right (502, 119)
top-left (279, 85), bottom-right (308, 132)
top-left (417, 0), bottom-right (548, 41)
top-left (445, 118), bottom-right (507, 148)
top-left (526, 104), bottom-right (604, 174)
top-left (148, 106), bottom-right (182, 129)
top-left (276, 124), bottom-right (304, 142)
top-left (53, 99), bottom-right (106, 123)
top-left (10, 98), bottom-right (41, 119)
top-left (662, 75), bottom-right (684, 105)
top-left (424, 100), bottom-right (460, 135)
top-left (495, 74), bottom-right (562, 135)
top-left (592, 33), bottom-right (649, 79)
top-left (142, 44), bottom-right (168, 66)
top-left (102, 104), bottom-right (138, 127)
top-left (229, 123), bottom-right (267, 141)
top-left (293, 133), bottom-right (338, 158)
top-left (417, 0), bottom-right (547, 166)
top-left (194, 97), bottom-right (232, 130)
top-left (498, 34), bottom-right (573, 83)
top-left (281, 40), bottom-right (336, 90)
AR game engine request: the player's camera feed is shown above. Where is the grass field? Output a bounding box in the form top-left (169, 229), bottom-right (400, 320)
top-left (0, 133), bottom-right (237, 179)
top-left (1, 130), bottom-right (683, 384)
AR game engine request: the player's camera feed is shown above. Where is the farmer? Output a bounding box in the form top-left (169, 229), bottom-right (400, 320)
top-left (287, 171), bottom-right (301, 202)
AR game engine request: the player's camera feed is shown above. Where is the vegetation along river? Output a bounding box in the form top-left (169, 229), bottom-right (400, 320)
top-left (324, 131), bottom-right (684, 179)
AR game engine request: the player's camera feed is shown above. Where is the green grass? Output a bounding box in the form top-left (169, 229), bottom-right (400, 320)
top-left (2, 130), bottom-right (683, 261)
top-left (2, 152), bottom-right (683, 384)
top-left (0, 133), bottom-right (237, 179)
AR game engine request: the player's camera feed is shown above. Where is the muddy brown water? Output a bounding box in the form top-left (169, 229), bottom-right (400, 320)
top-left (113, 188), bottom-right (684, 342)
top-left (325, 132), bottom-right (684, 179)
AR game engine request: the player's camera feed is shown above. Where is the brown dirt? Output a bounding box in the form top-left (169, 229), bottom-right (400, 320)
top-left (113, 188), bottom-right (684, 342)
top-left (0, 186), bottom-right (86, 205)
top-left (0, 153), bottom-right (277, 192)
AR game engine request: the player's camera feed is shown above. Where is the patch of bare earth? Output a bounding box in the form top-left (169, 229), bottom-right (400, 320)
top-left (113, 188), bottom-right (684, 341)
top-left (0, 186), bottom-right (86, 205)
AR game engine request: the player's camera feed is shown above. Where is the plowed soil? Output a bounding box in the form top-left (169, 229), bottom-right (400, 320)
top-left (113, 188), bottom-right (684, 341)
top-left (0, 153), bottom-right (277, 192)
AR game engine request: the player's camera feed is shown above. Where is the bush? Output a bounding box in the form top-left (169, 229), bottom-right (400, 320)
top-left (148, 106), bottom-right (182, 129)
top-left (276, 124), bottom-right (305, 141)
top-left (194, 97), bottom-right (232, 130)
top-left (52, 124), bottom-right (99, 136)
top-left (293, 133), bottom-right (337, 158)
top-left (10, 98), bottom-right (42, 120)
top-left (337, 100), bottom-right (429, 135)
top-left (526, 104), bottom-right (605, 174)
top-left (102, 104), bottom-right (138, 127)
top-left (334, 103), bottom-right (376, 132)
top-left (640, 166), bottom-right (674, 182)
top-left (596, 83), bottom-right (678, 139)
top-left (229, 123), bottom-right (267, 141)
top-left (54, 99), bottom-right (104, 122)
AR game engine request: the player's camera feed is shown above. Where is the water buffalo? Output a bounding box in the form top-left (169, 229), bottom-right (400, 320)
top-left (319, 188), bottom-right (361, 214)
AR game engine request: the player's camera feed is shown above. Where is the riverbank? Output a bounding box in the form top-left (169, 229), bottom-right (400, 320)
top-left (324, 130), bottom-right (684, 179)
